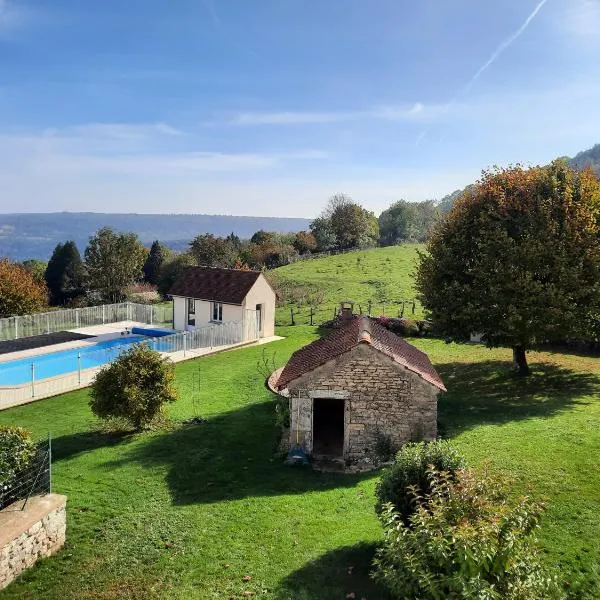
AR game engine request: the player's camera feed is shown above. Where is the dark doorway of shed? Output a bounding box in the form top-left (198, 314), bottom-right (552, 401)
top-left (313, 398), bottom-right (345, 457)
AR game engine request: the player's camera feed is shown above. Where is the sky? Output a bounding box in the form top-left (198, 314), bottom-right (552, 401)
top-left (0, 0), bottom-right (599, 217)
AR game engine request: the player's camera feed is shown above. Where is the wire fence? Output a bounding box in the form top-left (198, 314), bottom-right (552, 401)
top-left (0, 314), bottom-right (258, 410)
top-left (0, 436), bottom-right (51, 511)
top-left (0, 302), bottom-right (174, 342)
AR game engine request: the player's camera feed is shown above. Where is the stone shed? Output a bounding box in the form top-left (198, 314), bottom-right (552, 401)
top-left (275, 314), bottom-right (446, 469)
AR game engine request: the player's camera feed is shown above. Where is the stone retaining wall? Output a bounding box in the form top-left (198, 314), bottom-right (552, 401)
top-left (0, 494), bottom-right (67, 590)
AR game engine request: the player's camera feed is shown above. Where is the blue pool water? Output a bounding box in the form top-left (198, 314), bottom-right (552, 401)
top-left (0, 335), bottom-right (152, 386)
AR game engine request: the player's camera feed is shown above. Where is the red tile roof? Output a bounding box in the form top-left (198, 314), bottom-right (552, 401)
top-left (169, 266), bottom-right (262, 305)
top-left (276, 315), bottom-right (446, 391)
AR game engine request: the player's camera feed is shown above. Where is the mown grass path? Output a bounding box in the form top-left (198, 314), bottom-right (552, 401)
top-left (1, 326), bottom-right (599, 598)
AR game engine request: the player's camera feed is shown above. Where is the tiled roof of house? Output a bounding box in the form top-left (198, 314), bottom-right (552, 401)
top-left (276, 315), bottom-right (446, 391)
top-left (168, 266), bottom-right (262, 304)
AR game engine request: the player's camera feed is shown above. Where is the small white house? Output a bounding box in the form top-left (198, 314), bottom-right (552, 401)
top-left (169, 266), bottom-right (276, 337)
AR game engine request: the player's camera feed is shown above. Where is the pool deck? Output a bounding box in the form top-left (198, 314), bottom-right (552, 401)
top-left (0, 324), bottom-right (283, 410)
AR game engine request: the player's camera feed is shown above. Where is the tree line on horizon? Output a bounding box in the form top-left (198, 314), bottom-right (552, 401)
top-left (0, 192), bottom-right (446, 317)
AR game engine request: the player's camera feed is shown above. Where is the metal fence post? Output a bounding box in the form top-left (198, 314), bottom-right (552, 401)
top-left (77, 352), bottom-right (81, 386)
top-left (183, 331), bottom-right (187, 357)
top-left (48, 433), bottom-right (52, 493)
top-left (102, 305), bottom-right (106, 324)
top-left (15, 316), bottom-right (19, 340)
top-left (31, 363), bottom-right (35, 398)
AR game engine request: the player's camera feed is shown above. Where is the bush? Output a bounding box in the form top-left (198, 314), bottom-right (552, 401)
top-left (372, 469), bottom-right (565, 600)
top-left (375, 440), bottom-right (466, 522)
top-left (0, 426), bottom-right (36, 504)
top-left (90, 344), bottom-right (178, 430)
top-left (378, 317), bottom-right (421, 337)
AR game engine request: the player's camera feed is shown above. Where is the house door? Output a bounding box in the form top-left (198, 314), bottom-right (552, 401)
top-left (312, 398), bottom-right (345, 457)
top-left (255, 304), bottom-right (263, 337)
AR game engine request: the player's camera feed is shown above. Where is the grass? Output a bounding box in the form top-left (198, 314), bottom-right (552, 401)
top-left (1, 245), bottom-right (599, 598)
top-left (1, 331), bottom-right (599, 598)
top-left (271, 245), bottom-right (424, 326)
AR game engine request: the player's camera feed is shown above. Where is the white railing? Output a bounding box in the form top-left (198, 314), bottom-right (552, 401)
top-left (0, 302), bottom-right (174, 342)
top-left (0, 315), bottom-right (259, 410)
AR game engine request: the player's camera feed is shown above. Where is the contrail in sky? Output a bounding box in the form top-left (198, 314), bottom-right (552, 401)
top-left (416, 0), bottom-right (550, 146)
top-left (461, 0), bottom-right (550, 96)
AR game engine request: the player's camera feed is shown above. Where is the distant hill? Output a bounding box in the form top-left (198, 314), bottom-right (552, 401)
top-left (0, 213), bottom-right (311, 261)
top-left (569, 144), bottom-right (600, 175)
top-left (437, 143), bottom-right (600, 214)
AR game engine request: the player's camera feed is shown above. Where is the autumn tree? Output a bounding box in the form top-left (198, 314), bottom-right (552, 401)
top-left (0, 259), bottom-right (48, 317)
top-left (45, 241), bottom-right (85, 305)
top-left (143, 240), bottom-right (172, 286)
top-left (250, 230), bottom-right (275, 245)
top-left (189, 234), bottom-right (238, 268)
top-left (416, 162), bottom-right (600, 375)
top-left (293, 230), bottom-right (318, 254)
top-left (84, 228), bottom-right (146, 303)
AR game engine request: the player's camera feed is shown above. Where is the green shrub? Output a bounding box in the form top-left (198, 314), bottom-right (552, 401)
top-left (275, 397), bottom-right (290, 429)
top-left (0, 426), bottom-right (36, 503)
top-left (375, 440), bottom-right (466, 522)
top-left (374, 430), bottom-right (395, 462)
top-left (372, 469), bottom-right (565, 600)
top-left (90, 344), bottom-right (178, 430)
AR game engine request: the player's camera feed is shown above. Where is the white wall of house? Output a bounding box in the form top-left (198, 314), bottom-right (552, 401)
top-left (171, 273), bottom-right (275, 337)
top-left (242, 275), bottom-right (276, 337)
top-left (173, 297), bottom-right (243, 331)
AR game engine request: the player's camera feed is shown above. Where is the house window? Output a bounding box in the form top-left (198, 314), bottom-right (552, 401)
top-left (187, 298), bottom-right (195, 326)
top-left (212, 302), bottom-right (223, 322)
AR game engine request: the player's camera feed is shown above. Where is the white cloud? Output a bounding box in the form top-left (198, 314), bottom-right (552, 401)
top-left (0, 123), bottom-right (329, 182)
top-left (229, 103), bottom-right (448, 126)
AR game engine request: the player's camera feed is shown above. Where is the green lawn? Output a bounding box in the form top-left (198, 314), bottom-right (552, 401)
top-left (272, 245), bottom-right (424, 326)
top-left (1, 245), bottom-right (599, 598)
top-left (1, 327), bottom-right (599, 599)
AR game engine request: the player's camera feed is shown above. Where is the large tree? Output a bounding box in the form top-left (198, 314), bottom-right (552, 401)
top-left (143, 240), bottom-right (172, 286)
top-left (157, 252), bottom-right (196, 296)
top-left (84, 228), bottom-right (146, 303)
top-left (0, 259), bottom-right (48, 317)
top-left (314, 193), bottom-right (379, 250)
top-left (45, 241), bottom-right (85, 305)
top-left (20, 259), bottom-right (47, 284)
top-left (189, 233), bottom-right (238, 268)
top-left (416, 162), bottom-right (600, 375)
top-left (379, 199), bottom-right (439, 245)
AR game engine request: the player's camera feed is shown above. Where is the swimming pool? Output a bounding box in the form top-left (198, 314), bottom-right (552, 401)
top-left (0, 335), bottom-right (149, 386)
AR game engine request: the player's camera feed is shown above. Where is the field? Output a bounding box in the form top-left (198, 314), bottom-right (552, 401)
top-left (272, 245), bottom-right (424, 326)
top-left (1, 246), bottom-right (599, 598)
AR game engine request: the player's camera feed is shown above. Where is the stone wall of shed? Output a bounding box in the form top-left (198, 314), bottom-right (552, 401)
top-left (288, 344), bottom-right (438, 468)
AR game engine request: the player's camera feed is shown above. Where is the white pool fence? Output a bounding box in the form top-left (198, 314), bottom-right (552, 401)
top-left (0, 308), bottom-right (259, 410)
top-left (0, 302), bottom-right (174, 342)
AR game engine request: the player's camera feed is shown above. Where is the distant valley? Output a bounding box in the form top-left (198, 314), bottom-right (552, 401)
top-left (0, 213), bottom-right (311, 261)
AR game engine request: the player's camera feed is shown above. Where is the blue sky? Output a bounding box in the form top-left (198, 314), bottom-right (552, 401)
top-left (0, 0), bottom-right (598, 217)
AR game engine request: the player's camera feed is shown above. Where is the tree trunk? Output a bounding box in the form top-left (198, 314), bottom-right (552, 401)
top-left (512, 346), bottom-right (530, 376)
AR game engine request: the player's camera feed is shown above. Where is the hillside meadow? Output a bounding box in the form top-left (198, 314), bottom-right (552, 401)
top-left (0, 246), bottom-right (599, 598)
top-left (271, 245), bottom-right (424, 326)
